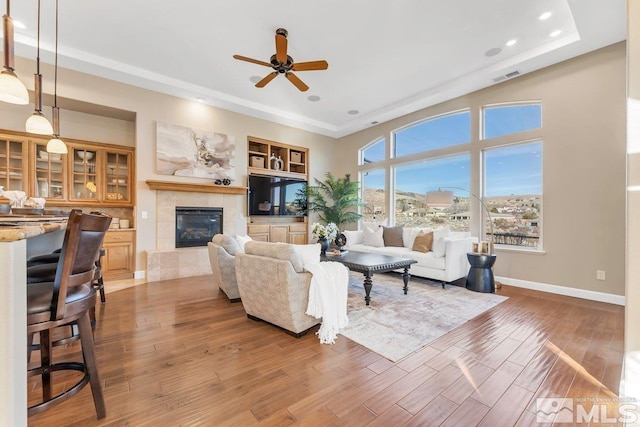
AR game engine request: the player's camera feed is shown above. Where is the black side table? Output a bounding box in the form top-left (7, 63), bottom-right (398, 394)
top-left (466, 252), bottom-right (497, 293)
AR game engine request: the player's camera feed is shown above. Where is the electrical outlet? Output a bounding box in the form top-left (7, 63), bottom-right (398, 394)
top-left (141, 211), bottom-right (148, 219)
top-left (597, 270), bottom-right (606, 281)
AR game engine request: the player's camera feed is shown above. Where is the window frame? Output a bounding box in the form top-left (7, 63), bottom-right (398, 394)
top-left (481, 101), bottom-right (542, 141)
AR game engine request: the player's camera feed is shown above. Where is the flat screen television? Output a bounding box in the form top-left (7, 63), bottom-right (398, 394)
top-left (248, 174), bottom-right (307, 216)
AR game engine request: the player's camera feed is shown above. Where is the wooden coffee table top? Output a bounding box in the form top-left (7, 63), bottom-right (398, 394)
top-left (323, 250), bottom-right (417, 274)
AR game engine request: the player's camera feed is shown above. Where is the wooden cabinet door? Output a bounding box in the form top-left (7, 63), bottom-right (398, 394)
top-left (103, 242), bottom-right (133, 276)
top-left (270, 225), bottom-right (289, 243)
top-left (68, 147), bottom-right (99, 202)
top-left (32, 142), bottom-right (66, 201)
top-left (103, 150), bottom-right (132, 204)
top-left (289, 232), bottom-right (307, 244)
top-left (0, 134), bottom-right (28, 192)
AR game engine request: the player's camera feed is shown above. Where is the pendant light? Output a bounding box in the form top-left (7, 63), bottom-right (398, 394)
top-left (25, 0), bottom-right (53, 134)
top-left (46, 0), bottom-right (66, 154)
top-left (0, 0), bottom-right (29, 104)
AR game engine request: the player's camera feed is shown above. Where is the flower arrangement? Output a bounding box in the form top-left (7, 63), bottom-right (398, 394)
top-left (311, 222), bottom-right (339, 240)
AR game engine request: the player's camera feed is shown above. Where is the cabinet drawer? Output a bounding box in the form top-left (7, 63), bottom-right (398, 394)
top-left (248, 224), bottom-right (270, 234)
top-left (104, 230), bottom-right (134, 243)
top-left (289, 223), bottom-right (307, 232)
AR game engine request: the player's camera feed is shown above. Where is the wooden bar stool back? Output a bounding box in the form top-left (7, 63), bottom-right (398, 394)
top-left (27, 209), bottom-right (112, 418)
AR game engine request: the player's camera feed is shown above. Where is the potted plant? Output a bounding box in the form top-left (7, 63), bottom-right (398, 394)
top-left (303, 173), bottom-right (363, 248)
top-left (311, 222), bottom-right (338, 255)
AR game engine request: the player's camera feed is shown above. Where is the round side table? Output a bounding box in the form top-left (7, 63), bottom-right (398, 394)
top-left (466, 252), bottom-right (497, 293)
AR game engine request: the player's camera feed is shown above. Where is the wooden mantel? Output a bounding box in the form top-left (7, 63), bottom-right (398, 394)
top-left (145, 180), bottom-right (247, 195)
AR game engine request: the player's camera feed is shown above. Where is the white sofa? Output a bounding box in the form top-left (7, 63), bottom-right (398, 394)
top-left (342, 226), bottom-right (477, 283)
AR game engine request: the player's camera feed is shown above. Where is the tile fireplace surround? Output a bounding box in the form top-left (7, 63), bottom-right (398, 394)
top-left (146, 190), bottom-right (240, 282)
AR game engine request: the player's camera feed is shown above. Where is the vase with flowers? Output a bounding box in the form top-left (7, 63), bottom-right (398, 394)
top-left (312, 222), bottom-right (338, 255)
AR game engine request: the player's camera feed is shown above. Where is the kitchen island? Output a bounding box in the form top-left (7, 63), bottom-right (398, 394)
top-left (0, 216), bottom-right (67, 426)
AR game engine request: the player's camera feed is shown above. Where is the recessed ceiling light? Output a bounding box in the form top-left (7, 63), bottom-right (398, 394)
top-left (249, 75), bottom-right (262, 83)
top-left (550, 30), bottom-right (562, 37)
top-left (370, 121), bottom-right (379, 125)
top-left (13, 20), bottom-right (26, 30)
top-left (506, 39), bottom-right (517, 47)
top-left (307, 95), bottom-right (321, 102)
top-left (539, 11), bottom-right (552, 20)
top-left (485, 47), bottom-right (502, 57)
top-left (348, 110), bottom-right (359, 115)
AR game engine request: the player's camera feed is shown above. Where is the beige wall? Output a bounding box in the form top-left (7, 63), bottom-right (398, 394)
top-left (3, 56), bottom-right (337, 274)
top-left (336, 43), bottom-right (627, 297)
top-left (625, 0), bottom-right (640, 399)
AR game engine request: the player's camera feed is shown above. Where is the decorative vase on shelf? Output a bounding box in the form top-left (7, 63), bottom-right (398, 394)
top-left (318, 237), bottom-right (331, 256)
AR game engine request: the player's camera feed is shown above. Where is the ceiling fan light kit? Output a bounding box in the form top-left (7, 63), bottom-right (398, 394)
top-left (234, 28), bottom-right (328, 92)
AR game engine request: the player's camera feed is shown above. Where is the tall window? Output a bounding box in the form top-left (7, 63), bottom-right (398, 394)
top-left (394, 155), bottom-right (470, 230)
top-left (483, 103), bottom-right (541, 139)
top-left (360, 138), bottom-right (385, 165)
top-left (361, 169), bottom-right (386, 223)
top-left (484, 141), bottom-right (542, 249)
top-left (394, 110), bottom-right (470, 158)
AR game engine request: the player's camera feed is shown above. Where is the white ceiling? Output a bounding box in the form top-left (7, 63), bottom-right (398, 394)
top-left (8, 0), bottom-right (626, 138)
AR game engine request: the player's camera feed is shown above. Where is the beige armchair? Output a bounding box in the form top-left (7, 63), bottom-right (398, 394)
top-left (207, 234), bottom-right (242, 302)
top-left (235, 241), bottom-right (320, 337)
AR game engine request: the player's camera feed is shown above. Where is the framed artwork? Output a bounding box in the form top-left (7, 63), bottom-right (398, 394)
top-left (156, 122), bottom-right (236, 181)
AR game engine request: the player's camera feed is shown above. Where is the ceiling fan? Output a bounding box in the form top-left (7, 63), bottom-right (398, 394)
top-left (233, 28), bottom-right (328, 92)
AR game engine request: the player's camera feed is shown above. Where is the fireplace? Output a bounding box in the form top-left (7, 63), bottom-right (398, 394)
top-left (175, 207), bottom-right (223, 248)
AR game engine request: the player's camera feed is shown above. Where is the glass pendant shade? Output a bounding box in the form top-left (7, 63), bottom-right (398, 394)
top-left (26, 111), bottom-right (53, 134)
top-left (1, 5), bottom-right (29, 105)
top-left (0, 69), bottom-right (28, 104)
top-left (46, 137), bottom-right (67, 154)
top-left (46, 106), bottom-right (67, 153)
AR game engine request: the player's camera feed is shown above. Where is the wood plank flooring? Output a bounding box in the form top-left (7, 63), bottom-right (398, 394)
top-left (27, 275), bottom-right (624, 426)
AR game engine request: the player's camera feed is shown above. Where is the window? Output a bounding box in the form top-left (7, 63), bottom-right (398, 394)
top-left (361, 169), bottom-right (386, 223)
top-left (394, 110), bottom-right (470, 158)
top-left (483, 141), bottom-right (542, 249)
top-left (360, 138), bottom-right (385, 165)
top-left (483, 103), bottom-right (541, 139)
top-left (394, 154), bottom-right (470, 230)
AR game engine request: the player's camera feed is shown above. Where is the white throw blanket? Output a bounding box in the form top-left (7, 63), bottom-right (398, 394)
top-left (304, 262), bottom-right (349, 344)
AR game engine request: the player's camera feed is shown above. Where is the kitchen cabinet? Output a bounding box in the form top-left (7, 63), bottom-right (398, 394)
top-left (0, 130), bottom-right (134, 207)
top-left (101, 230), bottom-right (135, 279)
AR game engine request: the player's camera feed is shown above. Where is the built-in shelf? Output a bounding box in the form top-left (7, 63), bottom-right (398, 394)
top-left (146, 180), bottom-right (247, 195)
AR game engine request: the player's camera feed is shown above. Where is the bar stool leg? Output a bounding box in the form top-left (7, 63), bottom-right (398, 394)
top-left (77, 311), bottom-right (106, 419)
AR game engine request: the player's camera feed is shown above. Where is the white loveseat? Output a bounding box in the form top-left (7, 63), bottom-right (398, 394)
top-left (342, 225), bottom-right (477, 283)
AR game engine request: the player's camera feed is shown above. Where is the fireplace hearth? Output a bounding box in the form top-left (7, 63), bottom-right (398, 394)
top-left (175, 207), bottom-right (222, 248)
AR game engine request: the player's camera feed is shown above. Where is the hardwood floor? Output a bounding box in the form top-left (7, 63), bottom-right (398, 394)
top-left (27, 275), bottom-right (624, 426)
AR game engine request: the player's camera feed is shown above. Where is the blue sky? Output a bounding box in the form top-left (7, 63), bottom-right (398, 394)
top-left (362, 104), bottom-right (542, 197)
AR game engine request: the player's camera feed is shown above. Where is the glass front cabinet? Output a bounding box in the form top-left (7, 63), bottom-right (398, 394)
top-left (0, 134), bottom-right (28, 192)
top-left (0, 130), bottom-right (136, 208)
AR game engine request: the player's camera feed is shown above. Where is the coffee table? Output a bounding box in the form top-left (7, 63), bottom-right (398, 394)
top-left (323, 251), bottom-right (417, 305)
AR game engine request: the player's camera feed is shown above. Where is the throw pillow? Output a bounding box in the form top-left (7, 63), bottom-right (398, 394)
top-left (382, 225), bottom-right (404, 247)
top-left (293, 244), bottom-right (321, 268)
top-left (362, 222), bottom-right (384, 247)
top-left (432, 237), bottom-right (448, 257)
top-left (342, 230), bottom-right (363, 246)
top-left (235, 234), bottom-right (252, 253)
top-left (433, 225), bottom-right (451, 242)
top-left (412, 231), bottom-right (434, 253)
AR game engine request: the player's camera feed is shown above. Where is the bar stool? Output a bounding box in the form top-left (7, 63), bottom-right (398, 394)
top-left (27, 209), bottom-right (111, 418)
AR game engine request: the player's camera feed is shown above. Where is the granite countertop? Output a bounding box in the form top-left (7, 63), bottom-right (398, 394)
top-left (0, 216), bottom-right (68, 242)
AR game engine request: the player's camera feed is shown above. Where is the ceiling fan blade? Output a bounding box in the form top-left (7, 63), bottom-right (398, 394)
top-left (255, 72), bottom-right (278, 88)
top-left (275, 33), bottom-right (288, 63)
top-left (233, 55), bottom-right (272, 68)
top-left (292, 60), bottom-right (329, 71)
top-left (285, 72), bottom-right (309, 92)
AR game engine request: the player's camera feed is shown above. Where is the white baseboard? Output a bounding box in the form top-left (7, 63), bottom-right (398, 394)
top-left (134, 270), bottom-right (146, 280)
top-left (495, 275), bottom-right (625, 306)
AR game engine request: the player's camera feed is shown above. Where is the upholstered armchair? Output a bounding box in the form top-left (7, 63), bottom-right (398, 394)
top-left (207, 234), bottom-right (242, 302)
top-left (235, 241), bottom-right (320, 337)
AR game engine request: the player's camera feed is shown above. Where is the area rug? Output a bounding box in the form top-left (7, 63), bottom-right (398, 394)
top-left (340, 272), bottom-right (508, 362)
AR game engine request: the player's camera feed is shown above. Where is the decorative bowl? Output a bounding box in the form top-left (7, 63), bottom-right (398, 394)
top-left (77, 151), bottom-right (95, 161)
